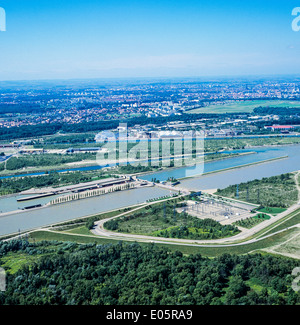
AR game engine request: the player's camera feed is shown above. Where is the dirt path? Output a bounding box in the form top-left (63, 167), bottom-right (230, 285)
top-left (263, 227), bottom-right (300, 260)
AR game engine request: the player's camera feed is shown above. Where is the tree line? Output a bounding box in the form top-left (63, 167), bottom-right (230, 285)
top-left (0, 112), bottom-right (240, 141)
top-left (0, 240), bottom-right (299, 305)
top-left (0, 171), bottom-right (110, 196)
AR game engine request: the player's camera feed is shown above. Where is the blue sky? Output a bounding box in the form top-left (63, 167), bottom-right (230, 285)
top-left (0, 0), bottom-right (300, 80)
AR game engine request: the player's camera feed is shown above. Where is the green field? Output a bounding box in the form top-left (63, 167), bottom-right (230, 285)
top-left (25, 205), bottom-right (300, 258)
top-left (233, 213), bottom-right (271, 229)
top-left (0, 252), bottom-right (39, 274)
top-left (256, 207), bottom-right (287, 216)
top-left (258, 208), bottom-right (300, 238)
top-left (188, 100), bottom-right (300, 114)
top-left (28, 227), bottom-right (299, 257)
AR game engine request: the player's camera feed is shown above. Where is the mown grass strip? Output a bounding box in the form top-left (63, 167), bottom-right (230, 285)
top-left (29, 227), bottom-right (299, 258)
top-left (258, 209), bottom-right (300, 238)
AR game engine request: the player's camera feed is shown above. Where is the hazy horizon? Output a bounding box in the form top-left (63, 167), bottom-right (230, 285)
top-left (0, 73), bottom-right (300, 85)
top-left (0, 1), bottom-right (300, 81)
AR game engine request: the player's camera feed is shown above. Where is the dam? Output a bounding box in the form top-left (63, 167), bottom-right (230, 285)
top-left (18, 176), bottom-right (135, 202)
top-left (48, 180), bottom-right (137, 205)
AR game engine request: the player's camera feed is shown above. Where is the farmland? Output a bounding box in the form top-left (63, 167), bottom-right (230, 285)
top-left (188, 100), bottom-right (300, 114)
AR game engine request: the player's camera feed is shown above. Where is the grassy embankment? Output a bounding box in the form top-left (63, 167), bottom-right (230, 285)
top-left (24, 200), bottom-right (300, 258)
top-left (3, 134), bottom-right (300, 175)
top-left (27, 227), bottom-right (299, 258)
top-left (233, 213), bottom-right (271, 229)
top-left (0, 170), bottom-right (114, 196)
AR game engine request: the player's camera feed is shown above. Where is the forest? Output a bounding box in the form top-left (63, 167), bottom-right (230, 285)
top-left (0, 240), bottom-right (299, 305)
top-left (253, 106), bottom-right (300, 116)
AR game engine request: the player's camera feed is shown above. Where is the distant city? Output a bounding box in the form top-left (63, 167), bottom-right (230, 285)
top-left (1, 78), bottom-right (300, 129)
top-left (2, 0), bottom-right (300, 310)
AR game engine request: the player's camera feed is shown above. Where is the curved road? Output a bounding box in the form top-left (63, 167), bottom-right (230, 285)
top-left (90, 185), bottom-right (300, 248)
top-left (5, 173), bottom-right (300, 252)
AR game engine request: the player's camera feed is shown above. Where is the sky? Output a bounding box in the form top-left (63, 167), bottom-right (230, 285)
top-left (0, 0), bottom-right (300, 80)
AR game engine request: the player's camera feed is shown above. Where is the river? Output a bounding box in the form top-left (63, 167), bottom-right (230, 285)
top-left (140, 144), bottom-right (300, 188)
top-left (0, 187), bottom-right (172, 236)
top-left (1, 143), bottom-right (300, 236)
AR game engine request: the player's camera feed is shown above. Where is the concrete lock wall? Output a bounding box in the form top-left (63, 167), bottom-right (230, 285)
top-left (49, 182), bottom-right (135, 206)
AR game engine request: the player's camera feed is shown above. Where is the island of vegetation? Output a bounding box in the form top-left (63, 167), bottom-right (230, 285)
top-left (103, 200), bottom-right (240, 240)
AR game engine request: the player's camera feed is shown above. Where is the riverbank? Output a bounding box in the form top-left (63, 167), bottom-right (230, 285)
top-left (179, 155), bottom-right (289, 181)
top-left (0, 150), bottom-right (255, 199)
top-left (0, 186), bottom-right (172, 236)
top-left (0, 203), bottom-right (147, 241)
top-left (0, 143), bottom-right (299, 238)
top-left (127, 151), bottom-right (257, 179)
top-left (0, 160), bottom-right (102, 178)
top-left (2, 136), bottom-right (298, 180)
top-left (0, 150), bottom-right (253, 179)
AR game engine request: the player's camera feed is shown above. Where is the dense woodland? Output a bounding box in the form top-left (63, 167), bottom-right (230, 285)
top-left (253, 106), bottom-right (300, 116)
top-left (153, 218), bottom-right (239, 240)
top-left (0, 240), bottom-right (299, 305)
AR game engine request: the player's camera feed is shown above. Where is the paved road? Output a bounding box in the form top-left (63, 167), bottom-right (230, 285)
top-left (90, 172), bottom-right (300, 247)
top-left (5, 172), bottom-right (300, 251)
top-left (91, 192), bottom-right (300, 247)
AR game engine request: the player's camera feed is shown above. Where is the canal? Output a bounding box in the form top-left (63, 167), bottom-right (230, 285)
top-left (1, 143), bottom-right (300, 236)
